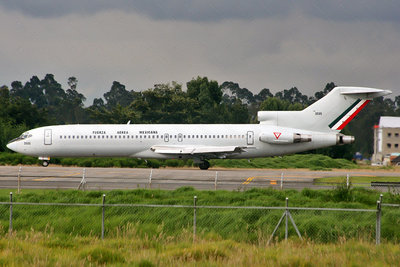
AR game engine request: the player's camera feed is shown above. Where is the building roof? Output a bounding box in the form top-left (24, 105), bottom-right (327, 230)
top-left (379, 116), bottom-right (400, 128)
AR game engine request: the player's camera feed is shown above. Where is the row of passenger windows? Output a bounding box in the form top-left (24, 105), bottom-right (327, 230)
top-left (59, 134), bottom-right (246, 140)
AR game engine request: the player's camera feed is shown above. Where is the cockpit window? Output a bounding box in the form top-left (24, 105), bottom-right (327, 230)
top-left (8, 132), bottom-right (32, 143)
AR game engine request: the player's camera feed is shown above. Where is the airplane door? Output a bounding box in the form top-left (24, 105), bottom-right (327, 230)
top-left (164, 133), bottom-right (169, 142)
top-left (178, 133), bottom-right (183, 142)
top-left (44, 129), bottom-right (52, 145)
top-left (247, 131), bottom-right (254, 145)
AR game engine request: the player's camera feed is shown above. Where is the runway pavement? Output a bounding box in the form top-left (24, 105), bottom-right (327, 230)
top-left (0, 166), bottom-right (399, 191)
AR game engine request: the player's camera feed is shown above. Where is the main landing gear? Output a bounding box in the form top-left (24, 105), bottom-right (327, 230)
top-left (198, 160), bottom-right (210, 170)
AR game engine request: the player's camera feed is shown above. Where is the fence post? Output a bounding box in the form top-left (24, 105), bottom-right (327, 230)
top-left (17, 166), bottom-right (22, 194)
top-left (193, 196), bottom-right (197, 242)
top-left (149, 169), bottom-right (153, 189)
top-left (379, 194), bottom-right (383, 204)
top-left (214, 172), bottom-right (218, 191)
top-left (376, 200), bottom-right (381, 245)
top-left (102, 194), bottom-right (106, 239)
top-left (285, 197), bottom-right (288, 241)
top-left (280, 173), bottom-right (284, 190)
top-left (346, 174), bottom-right (350, 189)
top-left (9, 192), bottom-right (13, 234)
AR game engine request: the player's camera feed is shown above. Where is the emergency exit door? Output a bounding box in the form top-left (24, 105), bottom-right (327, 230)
top-left (247, 131), bottom-right (254, 145)
top-left (44, 129), bottom-right (52, 145)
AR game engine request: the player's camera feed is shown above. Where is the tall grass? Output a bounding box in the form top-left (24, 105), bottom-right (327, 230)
top-left (0, 232), bottom-right (399, 266)
top-left (0, 152), bottom-right (358, 169)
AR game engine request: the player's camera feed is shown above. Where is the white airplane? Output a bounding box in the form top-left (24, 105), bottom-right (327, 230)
top-left (7, 87), bottom-right (391, 170)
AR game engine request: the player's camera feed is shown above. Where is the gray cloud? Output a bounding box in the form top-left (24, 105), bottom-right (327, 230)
top-left (0, 2), bottom-right (399, 104)
top-left (1, 0), bottom-right (399, 23)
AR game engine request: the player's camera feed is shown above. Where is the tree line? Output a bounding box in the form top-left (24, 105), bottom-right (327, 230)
top-left (1, 74), bottom-right (399, 158)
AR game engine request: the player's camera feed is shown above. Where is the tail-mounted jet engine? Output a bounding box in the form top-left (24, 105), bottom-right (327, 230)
top-left (259, 132), bottom-right (312, 144)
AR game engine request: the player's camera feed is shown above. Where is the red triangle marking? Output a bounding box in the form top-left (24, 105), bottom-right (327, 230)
top-left (273, 132), bottom-right (282, 139)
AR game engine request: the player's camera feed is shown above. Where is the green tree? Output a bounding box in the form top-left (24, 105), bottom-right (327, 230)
top-left (275, 87), bottom-right (310, 105)
top-left (104, 81), bottom-right (135, 109)
top-left (62, 77), bottom-right (88, 123)
top-left (259, 97), bottom-right (303, 111)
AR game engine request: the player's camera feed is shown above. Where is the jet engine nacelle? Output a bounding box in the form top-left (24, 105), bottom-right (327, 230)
top-left (259, 132), bottom-right (312, 145)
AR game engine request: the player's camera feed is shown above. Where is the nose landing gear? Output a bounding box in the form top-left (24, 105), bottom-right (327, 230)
top-left (39, 157), bottom-right (50, 167)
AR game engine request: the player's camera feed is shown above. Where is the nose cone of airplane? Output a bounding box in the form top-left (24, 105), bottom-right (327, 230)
top-left (6, 141), bottom-right (17, 152)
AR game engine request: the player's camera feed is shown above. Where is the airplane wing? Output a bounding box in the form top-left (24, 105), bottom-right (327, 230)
top-left (150, 145), bottom-right (247, 157)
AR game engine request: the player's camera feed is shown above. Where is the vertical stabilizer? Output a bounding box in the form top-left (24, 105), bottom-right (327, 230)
top-left (258, 87), bottom-right (391, 132)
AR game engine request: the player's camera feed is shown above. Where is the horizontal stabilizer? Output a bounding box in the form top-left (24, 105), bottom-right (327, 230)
top-left (339, 87), bottom-right (392, 98)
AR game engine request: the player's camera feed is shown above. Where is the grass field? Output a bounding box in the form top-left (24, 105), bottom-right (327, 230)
top-left (315, 176), bottom-right (400, 186)
top-left (0, 188), bottom-right (400, 266)
top-left (1, 187), bottom-right (400, 244)
top-left (1, 233), bottom-right (400, 266)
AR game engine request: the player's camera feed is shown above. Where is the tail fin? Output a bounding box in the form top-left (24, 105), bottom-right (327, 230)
top-left (258, 87), bottom-right (391, 132)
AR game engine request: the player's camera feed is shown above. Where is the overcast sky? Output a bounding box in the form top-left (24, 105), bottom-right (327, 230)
top-left (1, 0), bottom-right (399, 104)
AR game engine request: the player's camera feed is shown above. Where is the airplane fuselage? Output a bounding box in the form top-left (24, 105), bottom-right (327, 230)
top-left (8, 124), bottom-right (340, 159)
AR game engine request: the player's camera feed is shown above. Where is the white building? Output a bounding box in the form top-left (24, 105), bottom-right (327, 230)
top-left (372, 116), bottom-right (400, 164)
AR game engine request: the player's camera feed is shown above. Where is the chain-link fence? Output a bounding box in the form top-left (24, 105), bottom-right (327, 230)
top-left (0, 194), bottom-right (391, 244)
top-left (381, 202), bottom-right (400, 243)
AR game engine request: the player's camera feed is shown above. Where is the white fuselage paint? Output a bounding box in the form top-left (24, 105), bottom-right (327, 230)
top-left (9, 124), bottom-right (338, 160)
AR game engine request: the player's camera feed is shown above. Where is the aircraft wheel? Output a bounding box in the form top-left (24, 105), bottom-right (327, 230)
top-left (199, 160), bottom-right (210, 170)
top-left (42, 160), bottom-right (49, 167)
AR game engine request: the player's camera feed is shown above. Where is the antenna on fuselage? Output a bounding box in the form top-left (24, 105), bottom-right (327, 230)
top-left (127, 120), bottom-right (131, 125)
